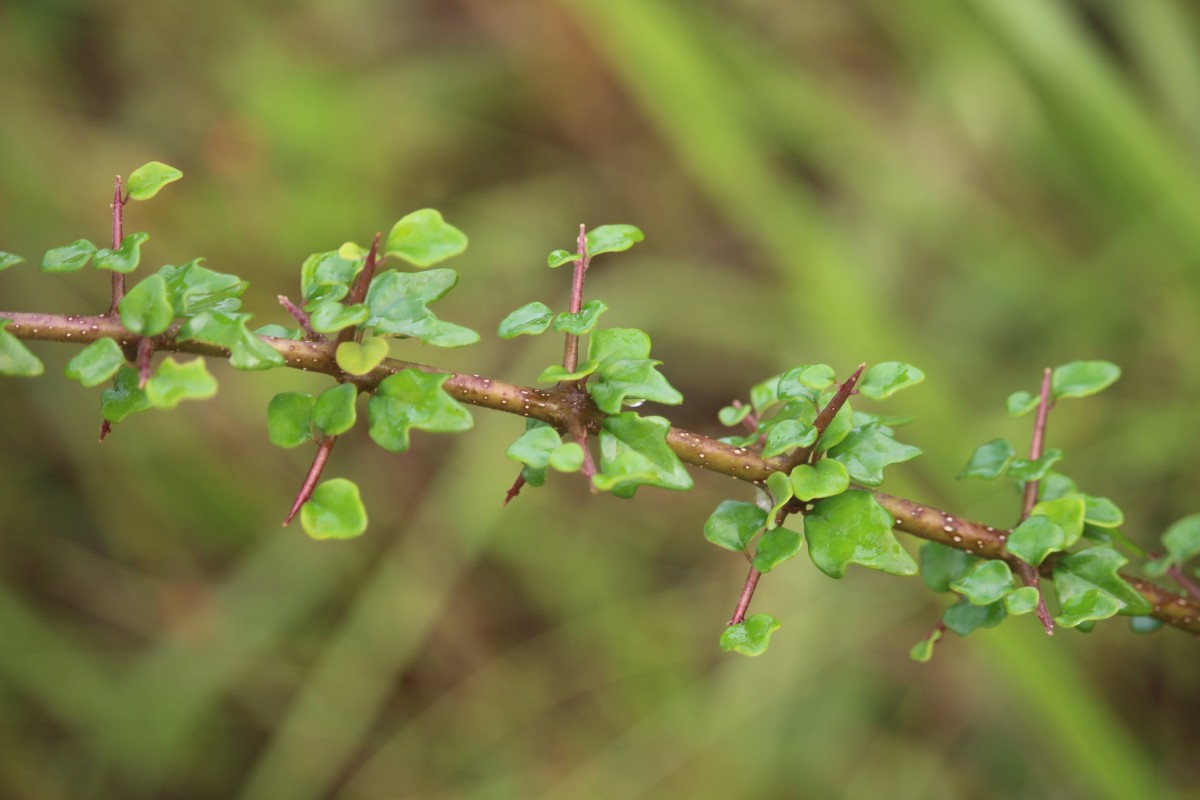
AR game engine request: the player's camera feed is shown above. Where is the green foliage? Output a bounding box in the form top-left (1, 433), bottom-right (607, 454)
top-left (789, 458), bottom-right (849, 502)
top-left (65, 338), bottom-right (126, 387)
top-left (267, 392), bottom-right (315, 448)
top-left (100, 365), bottom-right (152, 422)
top-left (858, 361), bottom-right (925, 400)
top-left (703, 500), bottom-right (767, 552)
top-left (719, 614), bottom-right (780, 657)
top-left (126, 161), bottom-right (182, 200)
top-left (365, 269), bottom-right (479, 347)
top-left (0, 252), bottom-right (24, 271)
top-left (145, 357), bottom-right (217, 409)
top-left (1145, 514), bottom-right (1200, 577)
top-left (384, 209), bottom-right (468, 268)
top-left (909, 628), bottom-right (942, 662)
top-left (301, 250), bottom-right (363, 304)
top-left (587, 328), bottom-right (683, 414)
top-left (546, 249), bottom-right (578, 268)
top-left (178, 312), bottom-right (286, 370)
top-left (919, 541), bottom-right (978, 593)
top-left (1007, 516), bottom-right (1067, 567)
top-left (949, 560), bottom-right (1016, 606)
top-left (552, 300), bottom-right (608, 335)
top-left (765, 471), bottom-right (792, 529)
top-left (804, 491), bottom-right (917, 579)
top-left (94, 232), bottom-right (150, 274)
top-left (300, 478), bottom-right (368, 540)
top-left (752, 527), bottom-right (803, 573)
top-left (1007, 391), bottom-right (1039, 417)
top-left (1053, 547), bottom-right (1151, 627)
top-left (366, 369), bottom-right (473, 453)
top-left (593, 412), bottom-right (692, 498)
top-left (335, 336), bottom-right (388, 376)
top-left (40, 239), bottom-right (97, 273)
top-left (828, 424), bottom-right (921, 486)
top-left (498, 302), bottom-right (554, 338)
top-left (1031, 495), bottom-right (1086, 547)
top-left (118, 275), bottom-right (174, 336)
top-left (778, 364), bottom-right (835, 395)
top-left (943, 599), bottom-right (1006, 636)
top-left (584, 224), bottom-right (644, 257)
top-left (0, 319), bottom-right (45, 377)
top-left (159, 260), bottom-right (247, 315)
top-left (959, 438), bottom-right (1015, 480)
top-left (505, 426), bottom-right (584, 474)
top-left (538, 360), bottom-right (599, 383)
top-left (1004, 587), bottom-right (1041, 616)
top-left (1052, 360), bottom-right (1120, 400)
top-left (1006, 449), bottom-right (1064, 481)
top-left (761, 418), bottom-right (817, 458)
top-left (312, 383), bottom-right (358, 436)
top-left (308, 300), bottom-right (369, 334)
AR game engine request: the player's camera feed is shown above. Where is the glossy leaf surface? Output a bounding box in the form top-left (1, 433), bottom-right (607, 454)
top-left (949, 560), bottom-right (1016, 606)
top-left (40, 239), bottom-right (96, 273)
top-left (384, 209), bottom-right (467, 268)
top-left (703, 500), bottom-right (767, 552)
top-left (94, 232), bottom-right (149, 274)
top-left (100, 365), bottom-right (151, 422)
top-left (65, 338), bottom-right (125, 387)
top-left (719, 614), bottom-right (780, 657)
top-left (805, 491), bottom-right (917, 579)
top-left (118, 274), bottom-right (174, 336)
top-left (1052, 360), bottom-right (1120, 400)
top-left (313, 383), bottom-right (357, 436)
top-left (145, 357), bottom-right (217, 409)
top-left (958, 438), bottom-right (1015, 480)
top-left (126, 161), bottom-right (182, 200)
top-left (178, 312), bottom-right (286, 370)
top-left (267, 392), bottom-right (315, 448)
top-left (752, 527), bottom-right (803, 573)
top-left (552, 300), bottom-right (608, 335)
top-left (858, 361), bottom-right (925, 400)
top-left (365, 269), bottom-right (479, 347)
top-left (593, 412), bottom-right (692, 498)
top-left (300, 478), bottom-right (368, 540)
top-left (0, 319), bottom-right (44, 377)
top-left (366, 369), bottom-right (473, 452)
top-left (497, 302), bottom-right (554, 338)
top-left (828, 424), bottom-right (921, 485)
top-left (335, 336), bottom-right (388, 376)
top-left (789, 459), bottom-right (849, 502)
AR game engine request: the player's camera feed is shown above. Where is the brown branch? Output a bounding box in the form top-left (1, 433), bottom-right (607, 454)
top-left (277, 295), bottom-right (323, 342)
top-left (284, 435), bottom-right (337, 526)
top-left (3, 310), bottom-right (1198, 637)
top-left (502, 473), bottom-right (526, 507)
top-left (728, 565), bottom-right (762, 626)
top-left (560, 224), bottom-right (589, 375)
top-left (1013, 367), bottom-right (1056, 636)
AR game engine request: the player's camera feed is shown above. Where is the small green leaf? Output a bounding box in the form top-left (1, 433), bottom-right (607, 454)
top-left (750, 374), bottom-right (783, 414)
top-left (592, 412), bottom-right (693, 498)
top-left (779, 364), bottom-right (835, 396)
top-left (126, 161), bottom-right (183, 200)
top-left (1052, 360), bottom-right (1120, 400)
top-left (384, 209), bottom-right (468, 268)
top-left (1144, 514), bottom-right (1200, 578)
top-left (761, 419), bottom-right (818, 458)
top-left (910, 628), bottom-right (942, 663)
top-left (588, 328), bottom-right (683, 413)
top-left (40, 239), bottom-right (97, 273)
top-left (300, 478), bottom-right (368, 540)
top-left (93, 232), bottom-right (150, 274)
top-left (1030, 495), bottom-right (1086, 547)
top-left (548, 443), bottom-right (584, 472)
top-left (1082, 495), bottom-right (1123, 528)
top-left (101, 365), bottom-right (152, 422)
top-left (828, 424), bottom-right (921, 486)
top-left (308, 300), bottom-right (369, 334)
top-left (336, 336), bottom-right (389, 376)
top-left (1007, 391), bottom-right (1039, 417)
top-left (815, 402), bottom-right (854, 452)
top-left (365, 269), bottom-right (479, 347)
top-left (703, 500), bottom-right (767, 552)
top-left (366, 369), bottom-right (473, 452)
top-left (547, 249), bottom-right (578, 268)
top-left (0, 252), bottom-right (24, 271)
top-left (805, 491), bottom-right (917, 578)
top-left (118, 274), bottom-right (175, 336)
top-left (301, 250), bottom-right (363, 303)
top-left (719, 614), bottom-right (780, 657)
top-left (1006, 448), bottom-right (1064, 481)
top-left (789, 459), bottom-right (849, 502)
top-left (313, 383), bottom-right (357, 436)
top-left (65, 338), bottom-right (125, 387)
top-left (949, 560), bottom-right (1016, 606)
top-left (552, 300), bottom-right (608, 335)
top-left (1004, 586), bottom-right (1041, 616)
top-left (145, 357), bottom-right (217, 409)
top-left (1006, 515), bottom-right (1066, 566)
top-left (752, 528), bottom-right (803, 573)
top-left (498, 302), bottom-right (555, 338)
top-left (718, 404), bottom-right (752, 427)
top-left (858, 362), bottom-right (925, 400)
top-left (255, 324), bottom-right (304, 340)
top-left (158, 259), bottom-right (247, 316)
top-left (943, 599), bottom-right (1006, 636)
top-left (267, 392), bottom-right (315, 448)
top-left (178, 312), bottom-right (285, 370)
top-left (506, 425), bottom-right (565, 471)
top-left (1056, 590), bottom-right (1123, 629)
top-left (1038, 471), bottom-right (1078, 501)
top-left (585, 224), bottom-right (643, 257)
top-left (919, 541), bottom-right (979, 593)
top-left (766, 471), bottom-right (793, 530)
top-left (537, 360), bottom-right (600, 383)
top-left (0, 319), bottom-right (44, 377)
top-left (958, 438), bottom-right (1015, 480)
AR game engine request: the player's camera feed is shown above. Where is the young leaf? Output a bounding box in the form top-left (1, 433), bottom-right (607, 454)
top-left (145, 357), bottom-right (217, 409)
top-left (1007, 391), bottom-right (1039, 417)
top-left (778, 364), bottom-right (835, 396)
top-left (1030, 495), bottom-right (1086, 547)
top-left (1038, 471), bottom-right (1078, 502)
top-left (761, 419), bottom-right (818, 458)
top-left (307, 300), bottom-right (369, 335)
top-left (588, 328), bottom-right (683, 413)
top-left (585, 224), bottom-right (643, 257)
top-left (366, 369), bottom-right (473, 452)
top-left (94, 232), bottom-right (150, 274)
top-left (301, 251), bottom-right (363, 303)
top-left (789, 459), bottom-right (849, 502)
top-left (300, 478), bottom-right (368, 540)
top-left (365, 269), bottom-right (479, 347)
top-left (384, 209), bottom-right (468, 268)
top-left (312, 383), bottom-right (357, 436)
top-left (178, 312), bottom-right (286, 370)
top-left (804, 491), bottom-right (917, 578)
top-left (0, 319), bottom-right (44, 377)
top-left (858, 362), bottom-right (925, 401)
top-left (552, 299), bottom-right (608, 335)
top-left (506, 425), bottom-right (566, 471)
top-left (766, 471), bottom-right (793, 530)
top-left (1082, 495), bottom-right (1123, 528)
top-left (335, 336), bottom-right (389, 376)
top-left (547, 249), bottom-right (578, 268)
top-left (158, 259), bottom-right (247, 315)
top-left (1006, 448), bottom-right (1064, 481)
top-left (65, 338), bottom-right (125, 387)
top-left (126, 161), bottom-right (183, 200)
top-left (958, 438), bottom-right (1015, 480)
top-left (548, 443), bottom-right (584, 473)
top-left (949, 560), bottom-right (1016, 606)
top-left (703, 500), bottom-right (767, 552)
top-left (498, 302), bottom-right (554, 338)
top-left (719, 613), bottom-right (780, 657)
top-left (267, 392), bottom-right (315, 448)
top-left (909, 628), bottom-right (942, 663)
top-left (118, 274), bottom-right (175, 336)
top-left (752, 527), bottom-right (803, 573)
top-left (1006, 516), bottom-right (1066, 566)
top-left (943, 599), bottom-right (1006, 636)
top-left (1144, 514), bottom-right (1200, 577)
top-left (592, 412), bottom-right (693, 498)
top-left (1054, 546), bottom-right (1151, 625)
top-left (40, 239), bottom-right (97, 273)
top-left (919, 541), bottom-right (979, 593)
top-left (1004, 586), bottom-right (1041, 616)
top-left (101, 365), bottom-right (152, 422)
top-left (537, 360), bottom-right (600, 383)
top-left (255, 324), bottom-right (304, 340)
top-left (1052, 360), bottom-right (1120, 400)
top-left (827, 425), bottom-right (921, 485)
top-left (718, 404), bottom-right (752, 427)
top-left (815, 403), bottom-right (854, 452)
top-left (0, 252), bottom-right (24, 271)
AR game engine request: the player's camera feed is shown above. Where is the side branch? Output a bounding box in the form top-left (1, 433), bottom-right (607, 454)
top-left (3, 310), bottom-right (1197, 636)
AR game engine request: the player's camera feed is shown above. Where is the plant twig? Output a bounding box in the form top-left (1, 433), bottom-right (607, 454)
top-left (136, 337), bottom-right (154, 389)
top-left (107, 176), bottom-right (126, 317)
top-left (277, 295), bottom-right (323, 342)
top-left (341, 232), bottom-right (383, 345)
top-left (1167, 564), bottom-right (1200, 605)
top-left (502, 473), bottom-right (526, 507)
top-left (1014, 367), bottom-right (1055, 636)
top-left (790, 363), bottom-right (865, 468)
top-left (284, 435), bottom-right (337, 526)
top-left (728, 564), bottom-right (762, 626)
top-left (560, 224), bottom-right (589, 375)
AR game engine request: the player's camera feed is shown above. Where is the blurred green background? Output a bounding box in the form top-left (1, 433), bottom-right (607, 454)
top-left (1, 0), bottom-right (1198, 797)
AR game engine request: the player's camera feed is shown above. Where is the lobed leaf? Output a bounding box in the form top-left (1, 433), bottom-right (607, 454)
top-left (118, 274), bottom-right (175, 336)
top-left (384, 209), bottom-right (467, 268)
top-left (307, 300), bottom-right (369, 335)
top-left (778, 364), bottom-right (835, 397)
top-left (958, 438), bottom-right (1015, 480)
top-left (65, 338), bottom-right (125, 387)
top-left (312, 383), bottom-right (357, 436)
top-left (145, 357), bottom-right (217, 409)
top-left (178, 312), bottom-right (286, 370)
top-left (267, 392), bottom-right (315, 448)
top-left (94, 232), bottom-right (150, 274)
top-left (552, 299), bottom-right (608, 335)
top-left (805, 491), bottom-right (917, 579)
top-left (1144, 513), bottom-right (1200, 577)
top-left (366, 369), bottom-right (473, 452)
top-left (126, 161), bottom-right (182, 200)
top-left (1030, 495), bottom-right (1086, 547)
top-left (365, 268), bottom-right (479, 347)
top-left (789, 459), bottom-right (849, 502)
top-left (919, 541), bottom-right (979, 593)
top-left (587, 328), bottom-right (683, 413)
top-left (40, 239), bottom-right (96, 273)
top-left (703, 500), bottom-right (767, 552)
top-left (828, 424), bottom-right (921, 486)
top-left (498, 302), bottom-right (554, 338)
top-left (858, 361), bottom-right (925, 400)
top-left (101, 365), bottom-right (152, 422)
top-left (301, 250), bottom-right (363, 304)
top-left (719, 614), bottom-right (780, 657)
top-left (1006, 515), bottom-right (1066, 566)
top-left (335, 336), bottom-right (389, 376)
top-left (506, 426), bottom-right (565, 471)
top-left (300, 478), bottom-right (368, 540)
top-left (1006, 448), bottom-right (1063, 481)
top-left (592, 412), bottom-right (692, 498)
top-left (761, 419), bottom-right (817, 458)
top-left (158, 259), bottom-right (247, 315)
top-left (943, 599), bottom-right (1006, 636)
top-left (949, 560), bottom-right (1016, 606)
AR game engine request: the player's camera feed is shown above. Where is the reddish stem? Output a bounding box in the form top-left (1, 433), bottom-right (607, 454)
top-left (560, 225), bottom-right (589, 375)
top-left (1021, 368), bottom-right (1054, 519)
top-left (98, 420), bottom-right (112, 443)
top-left (284, 436), bottom-right (337, 526)
top-left (278, 295), bottom-right (323, 342)
top-left (136, 337), bottom-right (154, 389)
top-left (728, 565), bottom-right (762, 626)
top-left (791, 363), bottom-right (866, 467)
top-left (108, 176), bottom-right (126, 316)
top-left (1167, 565), bottom-right (1200, 605)
top-left (502, 473), bottom-right (526, 507)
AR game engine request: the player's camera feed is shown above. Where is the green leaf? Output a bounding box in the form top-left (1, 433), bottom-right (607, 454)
top-left (1004, 586), bottom-right (1041, 616)
top-left (814, 402), bottom-right (854, 452)
top-left (145, 357), bottom-right (217, 409)
top-left (255, 324), bottom-right (304, 340)
top-left (300, 478), bottom-right (368, 540)
top-left (1006, 448), bottom-right (1064, 481)
top-left (1082, 495), bottom-right (1123, 528)
top-left (335, 336), bottom-right (389, 376)
top-left (789, 459), bottom-right (849, 502)
top-left (761, 419), bottom-right (818, 458)
top-left (750, 374), bottom-right (783, 414)
top-left (703, 500), bottom-right (767, 552)
top-left (779, 364), bottom-right (835, 396)
top-left (537, 360), bottom-right (600, 383)
top-left (118, 274), bottom-right (175, 336)
top-left (100, 366), bottom-right (152, 422)
top-left (300, 250), bottom-right (363, 303)
top-left (828, 424), bottom-right (921, 486)
top-left (588, 328), bottom-right (683, 413)
top-left (943, 599), bottom-right (1006, 636)
top-left (93, 232), bottom-right (150, 274)
top-left (858, 361), bottom-right (925, 400)
top-left (498, 302), bottom-right (554, 338)
top-left (1038, 471), bottom-right (1078, 501)
top-left (592, 412), bottom-right (693, 498)
top-left (548, 443), bottom-right (584, 472)
top-left (126, 161), bottom-right (183, 200)
top-left (307, 300), bottom-right (369, 335)
top-left (805, 491), bottom-right (917, 579)
top-left (547, 249), bottom-right (578, 268)
top-left (910, 628), bottom-right (942, 663)
top-left (0, 319), bottom-right (44, 377)
top-left (178, 312), bottom-right (286, 370)
top-left (0, 252), bottom-right (24, 271)
top-left (1145, 514), bottom-right (1200, 577)
top-left (1030, 495), bottom-right (1086, 547)
top-left (719, 614), bottom-right (780, 657)
top-left (585, 224), bottom-right (644, 257)
top-left (506, 425), bottom-right (565, 471)
top-left (384, 209), bottom-right (468, 268)
top-left (1006, 515), bottom-right (1066, 566)
top-left (949, 560), bottom-right (1016, 606)
top-left (312, 383), bottom-right (357, 436)
top-left (718, 404), bottom-right (752, 427)
top-left (766, 471), bottom-right (793, 530)
top-left (1052, 360), bottom-right (1120, 400)
top-left (158, 259), bottom-right (247, 315)
top-left (958, 438), bottom-right (1015, 480)
top-left (40, 239), bottom-right (96, 273)
top-left (1007, 391), bottom-right (1039, 417)
top-left (552, 300), bottom-right (608, 335)
top-left (919, 541), bottom-right (979, 593)
top-left (366, 369), bottom-right (473, 452)
top-left (365, 269), bottom-right (479, 347)
top-left (65, 338), bottom-right (125, 387)
top-left (267, 392), bottom-right (315, 448)
top-left (752, 528), bottom-right (803, 573)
